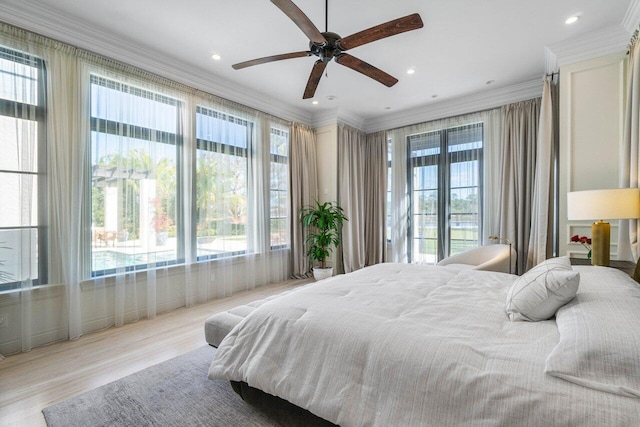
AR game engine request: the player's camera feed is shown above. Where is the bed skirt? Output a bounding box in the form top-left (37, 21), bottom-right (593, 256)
top-left (230, 381), bottom-right (338, 427)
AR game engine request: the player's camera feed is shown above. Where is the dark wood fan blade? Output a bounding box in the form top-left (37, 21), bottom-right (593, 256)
top-left (303, 60), bottom-right (328, 99)
top-left (334, 54), bottom-right (398, 87)
top-left (232, 51), bottom-right (311, 70)
top-left (271, 0), bottom-right (327, 45)
top-left (336, 13), bottom-right (423, 51)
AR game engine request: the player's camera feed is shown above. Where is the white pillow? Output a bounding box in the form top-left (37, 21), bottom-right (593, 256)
top-left (506, 257), bottom-right (579, 321)
top-left (545, 266), bottom-right (640, 398)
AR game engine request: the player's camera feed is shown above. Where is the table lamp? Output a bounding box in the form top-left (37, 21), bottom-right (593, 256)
top-left (567, 188), bottom-right (640, 266)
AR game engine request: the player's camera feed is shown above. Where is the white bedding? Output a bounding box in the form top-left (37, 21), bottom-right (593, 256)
top-left (208, 263), bottom-right (640, 426)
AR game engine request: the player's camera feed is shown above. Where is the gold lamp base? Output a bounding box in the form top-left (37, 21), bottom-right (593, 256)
top-left (591, 220), bottom-right (610, 266)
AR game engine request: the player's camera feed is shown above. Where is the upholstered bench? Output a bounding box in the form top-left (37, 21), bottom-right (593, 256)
top-left (205, 289), bottom-right (297, 347)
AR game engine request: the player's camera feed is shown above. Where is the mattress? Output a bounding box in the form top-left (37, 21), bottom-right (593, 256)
top-left (208, 262), bottom-right (640, 426)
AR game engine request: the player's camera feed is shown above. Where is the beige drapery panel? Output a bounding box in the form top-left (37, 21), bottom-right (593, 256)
top-left (497, 98), bottom-right (541, 274)
top-left (289, 123), bottom-right (318, 278)
top-left (337, 125), bottom-right (388, 273)
top-left (364, 131), bottom-right (388, 266)
top-left (619, 30), bottom-right (640, 262)
top-left (338, 124), bottom-right (366, 273)
top-left (527, 76), bottom-right (559, 269)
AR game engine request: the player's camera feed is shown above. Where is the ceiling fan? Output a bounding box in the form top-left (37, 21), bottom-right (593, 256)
top-left (232, 0), bottom-right (424, 99)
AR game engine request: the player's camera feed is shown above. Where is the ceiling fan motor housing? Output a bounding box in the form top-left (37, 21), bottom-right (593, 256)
top-left (310, 32), bottom-right (342, 62)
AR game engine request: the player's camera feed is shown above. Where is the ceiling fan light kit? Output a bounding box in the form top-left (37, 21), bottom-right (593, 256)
top-left (232, 0), bottom-right (424, 99)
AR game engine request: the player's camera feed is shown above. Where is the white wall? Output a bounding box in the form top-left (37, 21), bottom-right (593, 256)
top-left (314, 124), bottom-right (338, 268)
top-left (559, 52), bottom-right (628, 258)
top-left (315, 124), bottom-right (338, 204)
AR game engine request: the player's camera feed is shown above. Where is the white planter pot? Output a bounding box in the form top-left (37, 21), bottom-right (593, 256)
top-left (312, 267), bottom-right (334, 281)
top-left (155, 231), bottom-right (168, 246)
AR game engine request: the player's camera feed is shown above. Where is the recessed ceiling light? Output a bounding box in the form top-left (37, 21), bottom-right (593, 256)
top-left (486, 80), bottom-right (495, 85)
top-left (312, 100), bottom-right (319, 105)
top-left (211, 54), bottom-right (221, 60)
top-left (326, 95), bottom-right (336, 101)
top-left (407, 69), bottom-right (416, 75)
top-left (565, 16), bottom-right (579, 25)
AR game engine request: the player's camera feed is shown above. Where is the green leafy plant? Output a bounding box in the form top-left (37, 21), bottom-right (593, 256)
top-left (300, 200), bottom-right (348, 269)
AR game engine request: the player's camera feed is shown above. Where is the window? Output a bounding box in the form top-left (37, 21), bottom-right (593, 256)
top-left (195, 106), bottom-right (250, 260)
top-left (0, 47), bottom-right (46, 290)
top-left (269, 127), bottom-right (289, 249)
top-left (408, 123), bottom-right (483, 263)
top-left (90, 75), bottom-right (181, 275)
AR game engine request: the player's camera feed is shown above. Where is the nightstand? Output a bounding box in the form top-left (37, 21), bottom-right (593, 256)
top-left (569, 258), bottom-right (637, 279)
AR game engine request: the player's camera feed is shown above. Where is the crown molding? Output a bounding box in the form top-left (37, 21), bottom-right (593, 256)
top-left (547, 24), bottom-right (630, 68)
top-left (363, 78), bottom-right (543, 133)
top-left (310, 107), bottom-right (366, 130)
top-left (0, 0), bottom-right (314, 126)
top-left (623, 0), bottom-right (640, 34)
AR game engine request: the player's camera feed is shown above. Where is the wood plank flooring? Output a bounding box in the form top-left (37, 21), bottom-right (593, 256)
top-left (0, 279), bottom-right (309, 427)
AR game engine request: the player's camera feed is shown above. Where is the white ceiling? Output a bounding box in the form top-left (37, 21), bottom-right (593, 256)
top-left (0, 0), bottom-right (636, 130)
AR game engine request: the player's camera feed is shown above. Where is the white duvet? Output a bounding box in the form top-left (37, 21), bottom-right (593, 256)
top-left (209, 263), bottom-right (640, 426)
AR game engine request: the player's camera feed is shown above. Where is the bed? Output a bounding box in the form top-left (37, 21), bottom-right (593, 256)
top-left (208, 260), bottom-right (640, 426)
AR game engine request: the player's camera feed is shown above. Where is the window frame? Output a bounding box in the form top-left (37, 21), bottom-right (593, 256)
top-left (407, 123), bottom-right (483, 263)
top-left (0, 46), bottom-right (47, 290)
top-left (195, 105), bottom-right (252, 261)
top-left (89, 74), bottom-right (183, 277)
top-left (269, 126), bottom-right (289, 251)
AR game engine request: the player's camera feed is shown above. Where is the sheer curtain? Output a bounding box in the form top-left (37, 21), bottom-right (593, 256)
top-left (0, 42), bottom-right (42, 354)
top-left (387, 110), bottom-right (501, 264)
top-left (289, 123), bottom-right (318, 278)
top-left (0, 23), bottom-right (294, 354)
top-left (84, 65), bottom-right (185, 328)
top-left (0, 25), bottom-right (81, 352)
top-left (481, 109), bottom-right (505, 244)
top-left (527, 76), bottom-right (559, 269)
top-left (82, 65), bottom-right (293, 332)
top-left (496, 98), bottom-right (541, 274)
top-left (620, 29), bottom-right (640, 262)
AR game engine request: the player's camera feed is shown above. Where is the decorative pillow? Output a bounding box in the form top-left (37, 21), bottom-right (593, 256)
top-left (545, 266), bottom-right (640, 398)
top-left (506, 257), bottom-right (579, 321)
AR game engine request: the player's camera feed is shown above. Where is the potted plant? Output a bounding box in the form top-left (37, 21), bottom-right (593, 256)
top-left (300, 200), bottom-right (348, 280)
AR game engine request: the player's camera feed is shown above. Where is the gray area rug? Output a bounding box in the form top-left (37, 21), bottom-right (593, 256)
top-left (42, 346), bottom-right (280, 427)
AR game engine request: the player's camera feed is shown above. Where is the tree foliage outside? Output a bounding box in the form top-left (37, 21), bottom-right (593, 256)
top-left (92, 146), bottom-right (250, 250)
top-left (92, 149), bottom-right (176, 240)
top-left (195, 151), bottom-right (247, 241)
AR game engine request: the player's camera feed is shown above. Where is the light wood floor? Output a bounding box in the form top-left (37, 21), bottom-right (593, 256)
top-left (0, 279), bottom-right (309, 427)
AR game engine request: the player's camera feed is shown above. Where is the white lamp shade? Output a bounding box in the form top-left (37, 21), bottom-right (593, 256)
top-left (567, 188), bottom-right (640, 220)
